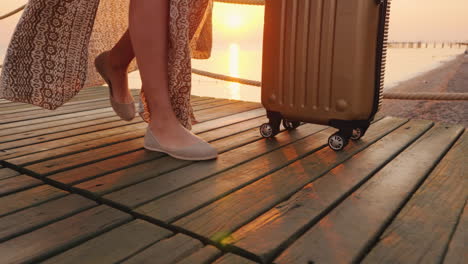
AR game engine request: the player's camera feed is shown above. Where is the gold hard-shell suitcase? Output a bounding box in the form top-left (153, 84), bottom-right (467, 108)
top-left (259, 0), bottom-right (391, 151)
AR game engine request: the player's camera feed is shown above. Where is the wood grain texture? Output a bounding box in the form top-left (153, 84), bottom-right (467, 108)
top-left (0, 112), bottom-right (120, 141)
top-left (362, 131), bottom-right (468, 264)
top-left (0, 194), bottom-right (96, 242)
top-left (0, 185), bottom-right (68, 217)
top-left (176, 245), bottom-right (222, 264)
top-left (0, 205), bottom-right (132, 264)
top-left (173, 117), bottom-right (407, 242)
top-left (0, 174), bottom-right (43, 196)
top-left (0, 167), bottom-right (20, 180)
top-left (122, 233), bottom-right (203, 264)
top-left (0, 96), bottom-right (209, 136)
top-left (0, 108), bottom-right (113, 132)
top-left (275, 124), bottom-right (464, 264)
top-left (102, 123), bottom-right (328, 209)
top-left (0, 97), bottom-right (110, 115)
top-left (212, 254), bottom-right (257, 264)
top-left (35, 116), bottom-right (267, 177)
top-left (2, 102), bottom-right (261, 164)
top-left (26, 137), bottom-right (147, 175)
top-left (0, 116), bottom-right (142, 149)
top-left (73, 117), bottom-right (278, 198)
top-left (43, 219), bottom-right (172, 264)
top-left (443, 200), bottom-right (468, 264)
top-left (0, 101), bottom-right (112, 124)
top-left (135, 127), bottom-right (336, 223)
top-left (2, 122), bottom-right (148, 163)
top-left (46, 111), bottom-right (266, 186)
top-left (226, 120), bottom-right (432, 263)
top-left (191, 102), bottom-right (261, 123)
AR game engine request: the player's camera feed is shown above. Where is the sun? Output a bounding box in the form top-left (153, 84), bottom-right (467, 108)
top-left (226, 13), bottom-right (243, 29)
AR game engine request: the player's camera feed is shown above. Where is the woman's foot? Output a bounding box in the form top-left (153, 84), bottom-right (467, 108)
top-left (144, 117), bottom-right (218, 160)
top-left (95, 51), bottom-right (136, 121)
top-left (95, 51), bottom-right (134, 104)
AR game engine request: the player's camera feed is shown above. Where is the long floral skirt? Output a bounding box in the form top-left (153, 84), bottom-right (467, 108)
top-left (0, 0), bottom-right (213, 130)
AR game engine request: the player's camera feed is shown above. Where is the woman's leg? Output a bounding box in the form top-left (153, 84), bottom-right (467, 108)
top-left (129, 0), bottom-right (207, 148)
top-left (103, 30), bottom-right (135, 103)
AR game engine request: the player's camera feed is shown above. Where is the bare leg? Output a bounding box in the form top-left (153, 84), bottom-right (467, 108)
top-left (100, 30), bottom-right (135, 104)
top-left (129, 0), bottom-right (210, 148)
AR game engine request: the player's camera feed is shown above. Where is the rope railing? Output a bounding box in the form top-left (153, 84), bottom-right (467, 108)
top-left (190, 69), bottom-right (468, 101)
top-left (383, 92), bottom-right (468, 101)
top-left (1, 1), bottom-right (467, 101)
top-left (0, 4), bottom-right (26, 20)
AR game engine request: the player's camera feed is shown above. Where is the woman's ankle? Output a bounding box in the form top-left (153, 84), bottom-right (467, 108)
top-left (107, 51), bottom-right (131, 72)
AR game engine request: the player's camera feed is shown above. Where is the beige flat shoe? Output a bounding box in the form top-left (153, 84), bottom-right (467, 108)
top-left (95, 51), bottom-right (136, 121)
top-left (143, 126), bottom-right (218, 161)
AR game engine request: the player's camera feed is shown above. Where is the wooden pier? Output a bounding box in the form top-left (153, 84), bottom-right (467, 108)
top-left (388, 41), bottom-right (468, 49)
top-left (0, 86), bottom-right (466, 263)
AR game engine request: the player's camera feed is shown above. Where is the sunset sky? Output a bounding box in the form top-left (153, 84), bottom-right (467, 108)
top-left (1, 0), bottom-right (468, 53)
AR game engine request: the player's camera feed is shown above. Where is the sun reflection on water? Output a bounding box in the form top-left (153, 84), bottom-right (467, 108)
top-left (228, 43), bottom-right (241, 100)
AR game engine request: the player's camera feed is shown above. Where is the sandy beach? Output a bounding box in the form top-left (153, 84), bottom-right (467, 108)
top-left (380, 53), bottom-right (468, 127)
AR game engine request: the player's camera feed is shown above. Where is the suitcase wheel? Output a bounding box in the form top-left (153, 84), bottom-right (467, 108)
top-left (260, 123), bottom-right (279, 138)
top-left (282, 119), bottom-right (301, 130)
top-left (328, 133), bottom-right (349, 151)
top-left (350, 128), bottom-right (363, 141)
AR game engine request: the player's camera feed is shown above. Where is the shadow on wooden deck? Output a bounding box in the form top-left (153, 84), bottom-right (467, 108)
top-left (0, 86), bottom-right (466, 263)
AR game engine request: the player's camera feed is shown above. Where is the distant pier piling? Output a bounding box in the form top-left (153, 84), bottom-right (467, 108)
top-left (388, 41), bottom-right (468, 49)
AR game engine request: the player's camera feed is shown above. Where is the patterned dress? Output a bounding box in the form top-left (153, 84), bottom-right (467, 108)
top-left (0, 0), bottom-right (213, 130)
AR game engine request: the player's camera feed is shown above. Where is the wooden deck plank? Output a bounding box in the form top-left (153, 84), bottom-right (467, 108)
top-left (443, 200), bottom-right (468, 264)
top-left (190, 99), bottom-right (240, 110)
top-left (0, 167), bottom-right (20, 180)
top-left (1, 87), bottom-right (464, 263)
top-left (0, 108), bottom-right (114, 132)
top-left (0, 97), bottom-right (108, 113)
top-left (0, 101), bottom-right (112, 123)
top-left (0, 112), bottom-right (120, 142)
top-left (26, 137), bottom-right (148, 175)
top-left (42, 219), bottom-right (172, 264)
top-left (0, 194), bottom-right (96, 242)
top-left (0, 87), bottom-right (141, 114)
top-left (192, 102), bottom-right (261, 122)
top-left (23, 109), bottom-right (265, 176)
top-left (2, 102), bottom-right (262, 164)
top-left (76, 120), bottom-right (298, 199)
top-left (362, 131), bottom-right (468, 263)
top-left (122, 233), bottom-right (203, 264)
top-left (0, 98), bottom-right (232, 152)
top-left (2, 123), bottom-right (148, 163)
top-left (172, 117), bottom-right (407, 242)
top-left (134, 127), bottom-right (337, 223)
top-left (0, 185), bottom-right (68, 217)
top-left (0, 87), bottom-right (113, 108)
top-left (21, 108), bottom-right (264, 175)
top-left (176, 245), bottom-right (222, 264)
top-left (274, 124), bottom-right (464, 264)
top-left (0, 115), bottom-right (137, 145)
top-left (46, 113), bottom-right (266, 186)
top-left (0, 97), bottom-right (110, 114)
top-left (212, 254), bottom-right (257, 264)
top-left (0, 205), bottom-right (132, 264)
top-left (223, 120), bottom-right (433, 263)
top-left (0, 96), bottom-right (212, 135)
top-left (0, 174), bottom-right (43, 197)
top-left (100, 123), bottom-right (328, 208)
